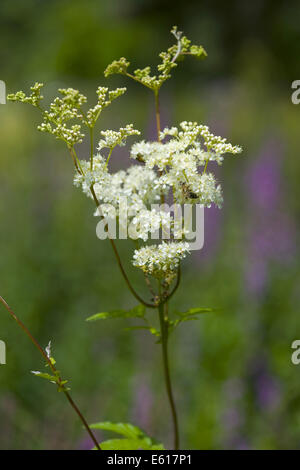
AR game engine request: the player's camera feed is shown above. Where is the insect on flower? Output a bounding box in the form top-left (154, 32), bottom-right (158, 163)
top-left (180, 182), bottom-right (198, 200)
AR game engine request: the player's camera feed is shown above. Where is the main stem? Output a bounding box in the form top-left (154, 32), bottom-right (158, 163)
top-left (0, 295), bottom-right (101, 451)
top-left (154, 90), bottom-right (179, 449)
top-left (158, 300), bottom-right (180, 450)
top-left (154, 90), bottom-right (161, 142)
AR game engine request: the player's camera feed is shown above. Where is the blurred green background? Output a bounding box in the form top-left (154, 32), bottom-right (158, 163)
top-left (0, 0), bottom-right (300, 450)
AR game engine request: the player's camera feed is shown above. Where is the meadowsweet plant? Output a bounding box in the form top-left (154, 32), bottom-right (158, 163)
top-left (3, 26), bottom-right (242, 450)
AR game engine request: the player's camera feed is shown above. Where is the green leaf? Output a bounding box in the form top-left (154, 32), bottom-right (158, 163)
top-left (90, 421), bottom-right (145, 439)
top-left (31, 371), bottom-right (57, 383)
top-left (175, 307), bottom-right (216, 317)
top-left (90, 421), bottom-right (165, 450)
top-left (86, 311), bottom-right (126, 321)
top-left (129, 304), bottom-right (146, 317)
top-left (99, 438), bottom-right (164, 450)
top-left (125, 325), bottom-right (160, 338)
top-left (100, 439), bottom-right (145, 450)
top-left (167, 307), bottom-right (219, 333)
top-left (86, 304), bottom-right (145, 322)
top-left (150, 443), bottom-right (165, 450)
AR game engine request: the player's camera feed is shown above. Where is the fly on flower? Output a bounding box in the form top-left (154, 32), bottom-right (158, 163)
top-left (180, 182), bottom-right (199, 200)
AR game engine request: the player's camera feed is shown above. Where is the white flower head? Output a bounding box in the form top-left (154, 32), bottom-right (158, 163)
top-left (73, 154), bottom-right (109, 197)
top-left (97, 124), bottom-right (140, 151)
top-left (132, 241), bottom-right (190, 278)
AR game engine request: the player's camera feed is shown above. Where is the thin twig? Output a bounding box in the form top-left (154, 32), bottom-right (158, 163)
top-left (109, 238), bottom-right (157, 309)
top-left (0, 295), bottom-right (101, 451)
top-left (143, 273), bottom-right (157, 298)
top-left (166, 266), bottom-right (181, 303)
top-left (68, 146), bottom-right (82, 174)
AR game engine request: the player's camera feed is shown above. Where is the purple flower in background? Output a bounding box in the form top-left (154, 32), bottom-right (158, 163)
top-left (245, 137), bottom-right (296, 296)
top-left (221, 378), bottom-right (245, 448)
top-left (222, 407), bottom-right (242, 432)
top-left (256, 372), bottom-right (281, 411)
top-left (234, 438), bottom-right (251, 450)
top-left (248, 145), bottom-right (281, 210)
top-left (77, 436), bottom-right (95, 450)
top-left (205, 204), bottom-right (222, 257)
top-left (131, 374), bottom-right (153, 430)
top-left (251, 357), bottom-right (281, 412)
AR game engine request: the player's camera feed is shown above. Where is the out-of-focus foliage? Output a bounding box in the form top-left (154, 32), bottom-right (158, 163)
top-left (0, 0), bottom-right (300, 450)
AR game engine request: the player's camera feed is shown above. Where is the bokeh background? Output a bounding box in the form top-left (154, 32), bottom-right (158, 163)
top-left (0, 0), bottom-right (300, 450)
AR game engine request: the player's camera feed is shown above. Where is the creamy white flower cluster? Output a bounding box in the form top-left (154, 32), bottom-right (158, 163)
top-left (74, 155), bottom-right (109, 194)
top-left (130, 121), bottom-right (241, 208)
top-left (97, 125), bottom-right (140, 151)
top-left (74, 119), bottom-right (241, 278)
top-left (171, 173), bottom-right (223, 207)
top-left (75, 156), bottom-right (158, 205)
top-left (129, 209), bottom-right (171, 242)
top-left (133, 121), bottom-right (242, 168)
top-left (74, 156), bottom-right (169, 242)
top-left (132, 242), bottom-right (190, 279)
